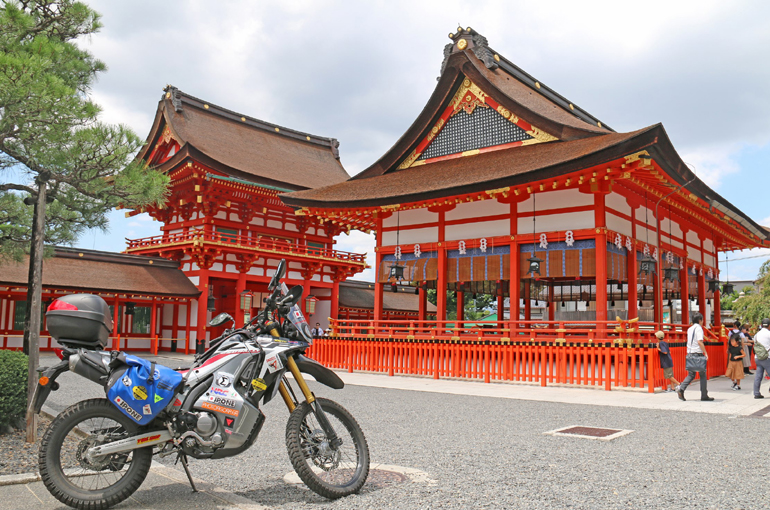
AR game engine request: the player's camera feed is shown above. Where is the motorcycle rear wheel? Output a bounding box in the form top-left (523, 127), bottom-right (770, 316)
top-left (285, 397), bottom-right (370, 499)
top-left (39, 398), bottom-right (153, 510)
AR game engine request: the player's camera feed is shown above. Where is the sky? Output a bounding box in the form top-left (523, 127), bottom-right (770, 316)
top-left (70, 0), bottom-right (770, 283)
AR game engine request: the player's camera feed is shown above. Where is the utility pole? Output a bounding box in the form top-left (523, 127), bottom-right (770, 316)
top-left (25, 174), bottom-right (48, 443)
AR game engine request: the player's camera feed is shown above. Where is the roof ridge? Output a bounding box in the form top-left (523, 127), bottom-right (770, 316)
top-left (445, 27), bottom-right (613, 132)
top-left (162, 85), bottom-right (341, 160)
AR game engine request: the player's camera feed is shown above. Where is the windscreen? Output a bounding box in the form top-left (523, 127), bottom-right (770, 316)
top-left (280, 283), bottom-right (313, 344)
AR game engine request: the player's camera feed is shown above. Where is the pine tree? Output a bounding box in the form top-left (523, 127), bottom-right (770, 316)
top-left (0, 1), bottom-right (169, 441)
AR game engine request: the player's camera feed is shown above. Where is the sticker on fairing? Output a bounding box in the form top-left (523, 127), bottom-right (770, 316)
top-left (210, 387), bottom-right (231, 397)
top-left (142, 404), bottom-right (152, 415)
top-left (266, 355), bottom-right (283, 373)
top-left (122, 375), bottom-right (131, 386)
top-left (208, 396), bottom-right (236, 407)
top-left (154, 394), bottom-right (163, 403)
top-left (216, 373), bottom-right (232, 387)
top-left (251, 378), bottom-right (267, 391)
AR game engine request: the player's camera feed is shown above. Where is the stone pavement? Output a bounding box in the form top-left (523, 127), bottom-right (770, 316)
top-left (0, 462), bottom-right (267, 510)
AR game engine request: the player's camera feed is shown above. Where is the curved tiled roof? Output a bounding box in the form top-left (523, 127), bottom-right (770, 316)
top-left (138, 87), bottom-right (349, 190)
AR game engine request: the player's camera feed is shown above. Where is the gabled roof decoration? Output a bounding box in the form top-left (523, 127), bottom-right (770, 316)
top-left (137, 86), bottom-right (349, 190)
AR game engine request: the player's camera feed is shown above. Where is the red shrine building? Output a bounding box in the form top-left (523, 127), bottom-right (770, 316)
top-left (283, 27), bottom-right (769, 388)
top-left (2, 27), bottom-right (769, 391)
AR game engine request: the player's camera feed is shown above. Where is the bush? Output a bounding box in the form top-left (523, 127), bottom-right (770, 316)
top-left (0, 350), bottom-right (28, 431)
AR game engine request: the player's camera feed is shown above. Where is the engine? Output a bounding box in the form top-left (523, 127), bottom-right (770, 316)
top-left (172, 410), bottom-right (226, 457)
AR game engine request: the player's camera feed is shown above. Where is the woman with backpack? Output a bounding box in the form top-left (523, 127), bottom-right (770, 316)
top-left (752, 318), bottom-right (770, 399)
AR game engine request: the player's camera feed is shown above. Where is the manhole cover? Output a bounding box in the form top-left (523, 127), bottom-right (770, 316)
top-left (544, 425), bottom-right (633, 441)
top-left (365, 469), bottom-right (408, 488)
top-left (284, 463), bottom-right (435, 488)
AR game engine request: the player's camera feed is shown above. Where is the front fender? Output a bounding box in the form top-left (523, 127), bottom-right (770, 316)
top-left (295, 355), bottom-right (344, 389)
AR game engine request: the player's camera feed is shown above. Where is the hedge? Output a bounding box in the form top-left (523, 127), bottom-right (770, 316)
top-left (0, 350), bottom-right (28, 430)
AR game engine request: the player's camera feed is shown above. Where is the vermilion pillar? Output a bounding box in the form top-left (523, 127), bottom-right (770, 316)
top-left (437, 245), bottom-right (447, 324)
top-left (509, 241), bottom-right (520, 328)
top-left (418, 288), bottom-right (427, 322)
top-left (196, 273), bottom-right (209, 353)
top-left (331, 281), bottom-right (340, 321)
top-left (235, 271), bottom-right (248, 325)
top-left (594, 194), bottom-right (608, 329)
top-left (680, 257), bottom-right (689, 326)
top-left (698, 268), bottom-right (707, 323)
top-left (373, 250), bottom-right (383, 321)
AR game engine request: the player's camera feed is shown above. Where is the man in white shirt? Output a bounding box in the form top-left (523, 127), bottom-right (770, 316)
top-left (677, 313), bottom-right (713, 401)
top-left (311, 323), bottom-right (324, 338)
top-left (752, 318), bottom-right (770, 399)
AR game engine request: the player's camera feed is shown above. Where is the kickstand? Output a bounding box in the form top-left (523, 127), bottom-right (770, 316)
top-left (175, 452), bottom-right (198, 493)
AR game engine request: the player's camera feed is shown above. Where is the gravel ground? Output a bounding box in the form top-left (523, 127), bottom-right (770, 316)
top-left (0, 417), bottom-right (49, 475)
top-left (40, 354), bottom-right (770, 509)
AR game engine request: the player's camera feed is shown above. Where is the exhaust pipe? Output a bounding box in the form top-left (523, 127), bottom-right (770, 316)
top-left (68, 350), bottom-right (110, 385)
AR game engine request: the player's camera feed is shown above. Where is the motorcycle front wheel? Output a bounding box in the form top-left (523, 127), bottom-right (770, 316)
top-left (285, 397), bottom-right (370, 499)
top-left (38, 398), bottom-right (153, 510)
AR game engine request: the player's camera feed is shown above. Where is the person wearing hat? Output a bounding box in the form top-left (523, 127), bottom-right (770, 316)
top-left (655, 330), bottom-right (679, 392)
top-left (740, 323), bottom-right (754, 375)
top-left (752, 318), bottom-right (770, 399)
top-left (677, 312), bottom-right (713, 401)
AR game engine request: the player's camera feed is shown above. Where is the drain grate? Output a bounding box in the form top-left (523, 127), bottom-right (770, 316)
top-left (366, 469), bottom-right (409, 489)
top-left (544, 425), bottom-right (633, 441)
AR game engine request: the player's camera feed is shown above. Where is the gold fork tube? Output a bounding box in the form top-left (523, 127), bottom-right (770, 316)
top-left (278, 382), bottom-right (296, 412)
top-left (286, 356), bottom-right (315, 404)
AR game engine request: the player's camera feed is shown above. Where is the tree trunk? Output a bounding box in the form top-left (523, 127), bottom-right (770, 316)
top-left (25, 179), bottom-right (47, 443)
top-left (22, 196), bottom-right (41, 356)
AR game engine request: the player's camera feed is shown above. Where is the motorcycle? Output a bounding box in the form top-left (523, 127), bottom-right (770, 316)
top-left (30, 259), bottom-right (369, 510)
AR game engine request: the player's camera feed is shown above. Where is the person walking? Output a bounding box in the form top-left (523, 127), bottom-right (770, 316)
top-left (311, 323), bottom-right (325, 338)
top-left (741, 323), bottom-right (754, 375)
top-left (725, 333), bottom-right (745, 390)
top-left (752, 318), bottom-right (770, 399)
top-left (655, 330), bottom-right (679, 392)
top-left (677, 312), bottom-right (713, 401)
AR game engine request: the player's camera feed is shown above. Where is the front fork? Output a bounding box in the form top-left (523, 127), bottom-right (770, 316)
top-left (279, 356), bottom-right (341, 448)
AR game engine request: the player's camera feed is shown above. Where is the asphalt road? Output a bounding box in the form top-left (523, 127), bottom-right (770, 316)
top-left (40, 354), bottom-right (770, 509)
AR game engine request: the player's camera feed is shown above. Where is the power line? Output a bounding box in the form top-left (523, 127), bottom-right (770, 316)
top-left (719, 253), bottom-right (770, 263)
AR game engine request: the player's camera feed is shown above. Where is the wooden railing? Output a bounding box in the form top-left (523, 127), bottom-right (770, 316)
top-left (125, 229), bottom-right (366, 265)
top-left (304, 319), bottom-right (729, 392)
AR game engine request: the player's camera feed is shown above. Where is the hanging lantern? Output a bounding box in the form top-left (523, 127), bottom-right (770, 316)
top-left (708, 280), bottom-right (720, 293)
top-left (527, 255), bottom-right (543, 276)
top-left (206, 296), bottom-right (216, 311)
top-left (722, 282), bottom-right (734, 295)
top-left (663, 266), bottom-right (679, 282)
top-left (239, 290), bottom-right (253, 311)
top-left (125, 302), bottom-right (136, 316)
top-left (388, 262), bottom-right (405, 281)
top-left (305, 295), bottom-right (318, 315)
top-left (638, 255), bottom-right (656, 276)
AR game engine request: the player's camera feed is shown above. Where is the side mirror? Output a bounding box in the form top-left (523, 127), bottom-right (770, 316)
top-left (268, 259), bottom-right (287, 290)
top-left (209, 312), bottom-right (234, 328)
top-left (279, 285), bottom-right (304, 307)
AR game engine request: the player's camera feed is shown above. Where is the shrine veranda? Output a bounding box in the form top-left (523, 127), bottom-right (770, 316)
top-left (2, 27), bottom-right (768, 391)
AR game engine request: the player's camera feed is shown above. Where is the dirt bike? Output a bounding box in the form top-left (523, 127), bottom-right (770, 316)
top-left (30, 259), bottom-right (369, 510)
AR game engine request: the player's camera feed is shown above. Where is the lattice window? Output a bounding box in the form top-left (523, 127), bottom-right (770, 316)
top-left (418, 106), bottom-right (533, 161)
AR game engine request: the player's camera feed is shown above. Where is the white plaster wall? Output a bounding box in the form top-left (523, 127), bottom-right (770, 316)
top-left (225, 254), bottom-right (238, 262)
top-left (167, 229), bottom-right (183, 235)
top-left (704, 253), bottom-right (716, 267)
top-left (288, 271), bottom-right (303, 280)
top-left (162, 304), bottom-right (173, 326)
top-left (446, 200), bottom-right (508, 221)
top-left (311, 300), bottom-right (332, 329)
top-left (703, 238), bottom-right (714, 253)
top-left (285, 222), bottom-right (298, 232)
top-left (688, 245), bottom-right (701, 261)
top-left (383, 208), bottom-right (438, 227)
top-left (382, 227), bottom-right (438, 246)
top-left (517, 210), bottom-right (593, 234)
top-left (635, 226), bottom-right (658, 246)
top-left (250, 217), bottom-right (264, 226)
top-left (445, 219), bottom-right (509, 241)
top-left (606, 192), bottom-right (632, 216)
top-left (289, 261), bottom-right (303, 270)
top-left (211, 262), bottom-right (224, 272)
top-left (606, 212), bottom-right (632, 237)
top-left (267, 220), bottom-right (283, 230)
top-left (248, 266), bottom-right (264, 276)
top-left (190, 262), bottom-right (200, 271)
top-left (323, 275), bottom-right (333, 283)
top-left (225, 264), bottom-right (238, 273)
top-left (661, 234), bottom-right (683, 249)
top-left (664, 219), bottom-right (683, 240)
top-left (686, 231), bottom-right (700, 246)
top-left (518, 189), bottom-right (593, 213)
top-left (215, 211), bottom-right (227, 220)
top-left (188, 276), bottom-right (200, 286)
top-left (311, 274), bottom-right (322, 282)
top-left (634, 206), bottom-right (657, 228)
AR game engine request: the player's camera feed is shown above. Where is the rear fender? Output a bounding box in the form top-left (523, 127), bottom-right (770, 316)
top-left (30, 359), bottom-right (70, 414)
top-left (295, 355), bottom-right (344, 389)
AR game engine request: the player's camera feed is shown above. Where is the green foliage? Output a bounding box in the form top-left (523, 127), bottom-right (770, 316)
top-left (427, 289), bottom-right (496, 320)
top-left (0, 350), bottom-right (28, 430)
top-left (0, 1), bottom-right (169, 261)
top-left (720, 290), bottom-right (739, 311)
top-left (733, 260), bottom-right (770, 325)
